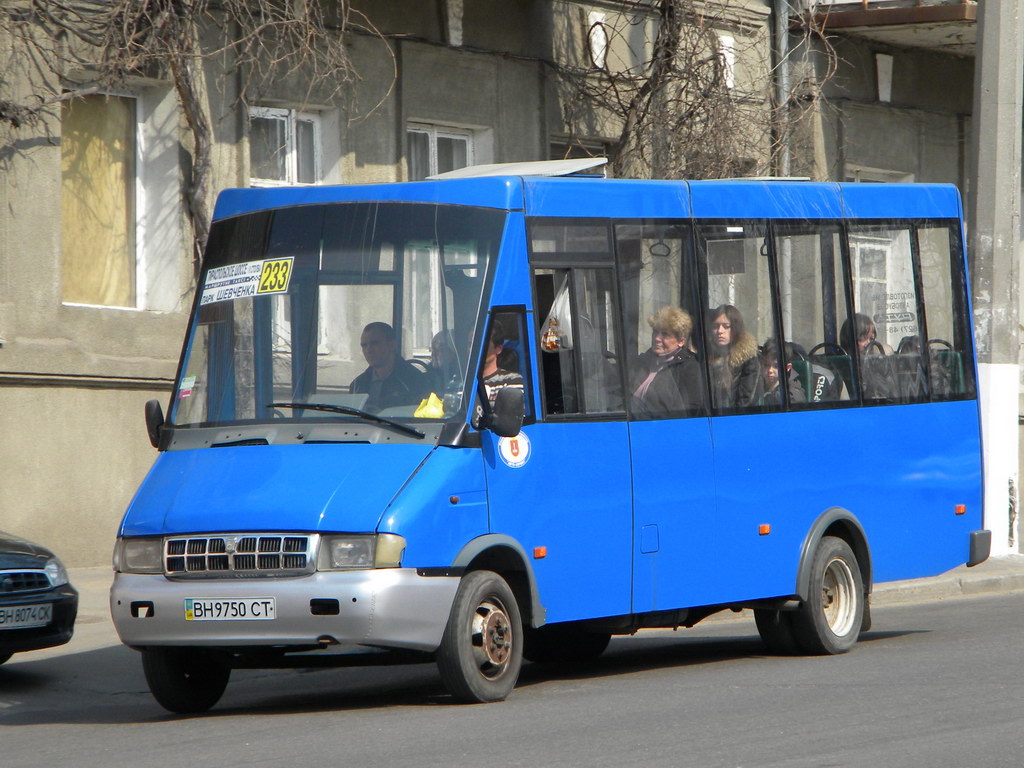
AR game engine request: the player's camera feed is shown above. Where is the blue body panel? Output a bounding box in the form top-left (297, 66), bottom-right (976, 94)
top-left (709, 400), bottom-right (982, 596)
top-left (119, 444), bottom-right (433, 536)
top-left (840, 183), bottom-right (962, 220)
top-left (629, 417), bottom-right (719, 612)
top-left (481, 422), bottom-right (633, 623)
top-left (378, 447), bottom-right (490, 568)
top-left (524, 177), bottom-right (691, 218)
top-left (689, 181), bottom-right (843, 220)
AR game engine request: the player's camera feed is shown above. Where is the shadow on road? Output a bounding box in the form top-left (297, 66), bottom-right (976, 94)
top-left (0, 626), bottom-right (928, 724)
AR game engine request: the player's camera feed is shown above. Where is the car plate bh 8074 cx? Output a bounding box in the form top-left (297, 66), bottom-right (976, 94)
top-left (0, 603), bottom-right (53, 629)
top-left (184, 598), bottom-right (276, 621)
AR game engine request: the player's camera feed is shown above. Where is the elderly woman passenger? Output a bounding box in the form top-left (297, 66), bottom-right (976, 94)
top-left (629, 306), bottom-right (702, 417)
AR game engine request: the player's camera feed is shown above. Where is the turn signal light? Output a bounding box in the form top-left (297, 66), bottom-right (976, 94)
top-left (533, 546), bottom-right (547, 559)
top-left (759, 524), bottom-right (771, 536)
top-left (955, 504), bottom-right (966, 516)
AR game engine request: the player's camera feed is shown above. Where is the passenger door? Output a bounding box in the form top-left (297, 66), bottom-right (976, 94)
top-left (483, 223), bottom-right (633, 624)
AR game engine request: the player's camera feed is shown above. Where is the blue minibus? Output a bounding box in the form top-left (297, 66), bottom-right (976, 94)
top-left (111, 162), bottom-right (989, 712)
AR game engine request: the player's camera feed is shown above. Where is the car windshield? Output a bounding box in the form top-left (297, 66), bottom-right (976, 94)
top-left (171, 202), bottom-right (505, 432)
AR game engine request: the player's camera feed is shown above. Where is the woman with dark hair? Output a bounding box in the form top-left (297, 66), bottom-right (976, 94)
top-left (840, 312), bottom-right (902, 401)
top-left (629, 306), bottom-right (701, 416)
top-left (840, 313), bottom-right (878, 357)
top-left (706, 304), bottom-right (761, 408)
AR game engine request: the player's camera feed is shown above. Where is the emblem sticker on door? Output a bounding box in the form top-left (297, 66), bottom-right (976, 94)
top-left (498, 433), bottom-right (531, 468)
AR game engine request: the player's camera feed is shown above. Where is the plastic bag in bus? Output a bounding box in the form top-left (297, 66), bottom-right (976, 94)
top-left (541, 276), bottom-right (574, 351)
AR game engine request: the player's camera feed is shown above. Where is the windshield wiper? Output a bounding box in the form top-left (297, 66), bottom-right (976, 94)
top-left (269, 402), bottom-right (425, 439)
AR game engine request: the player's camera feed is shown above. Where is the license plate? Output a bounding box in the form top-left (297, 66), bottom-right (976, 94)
top-left (0, 603), bottom-right (53, 630)
top-left (184, 598), bottom-right (276, 621)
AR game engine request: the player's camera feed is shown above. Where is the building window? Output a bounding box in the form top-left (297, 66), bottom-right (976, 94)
top-left (718, 33), bottom-right (736, 91)
top-left (61, 94), bottom-right (137, 308)
top-left (587, 11), bottom-right (609, 69)
top-left (407, 123), bottom-right (473, 180)
top-left (249, 107), bottom-right (321, 186)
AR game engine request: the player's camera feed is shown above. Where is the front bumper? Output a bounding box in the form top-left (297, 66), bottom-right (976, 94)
top-left (110, 569), bottom-right (459, 652)
top-left (0, 584), bottom-right (78, 655)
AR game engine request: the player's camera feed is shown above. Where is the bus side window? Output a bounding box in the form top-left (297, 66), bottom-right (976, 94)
top-left (773, 224), bottom-right (851, 407)
top-left (916, 224), bottom-right (976, 400)
top-left (697, 222), bottom-right (778, 413)
top-left (847, 224), bottom-right (927, 404)
top-left (615, 222), bottom-right (706, 419)
top-left (534, 267), bottom-right (623, 417)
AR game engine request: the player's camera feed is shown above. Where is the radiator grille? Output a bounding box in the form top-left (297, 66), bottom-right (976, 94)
top-left (165, 534), bottom-right (314, 577)
top-left (0, 570), bottom-right (51, 594)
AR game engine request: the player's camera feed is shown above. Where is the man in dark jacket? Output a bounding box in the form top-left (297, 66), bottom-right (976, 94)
top-left (350, 322), bottom-right (429, 412)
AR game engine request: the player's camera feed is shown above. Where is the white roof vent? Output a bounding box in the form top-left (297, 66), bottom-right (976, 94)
top-left (428, 157), bottom-right (608, 180)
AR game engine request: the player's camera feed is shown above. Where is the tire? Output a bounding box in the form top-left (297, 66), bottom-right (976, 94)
top-left (523, 624), bottom-right (611, 664)
top-left (791, 536), bottom-right (864, 655)
top-left (436, 570), bottom-right (523, 703)
top-left (141, 647), bottom-right (231, 714)
top-left (753, 608), bottom-right (802, 655)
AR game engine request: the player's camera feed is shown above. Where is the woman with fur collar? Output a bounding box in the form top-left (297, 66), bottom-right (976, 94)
top-left (629, 306), bottom-right (702, 417)
top-left (706, 304), bottom-right (761, 408)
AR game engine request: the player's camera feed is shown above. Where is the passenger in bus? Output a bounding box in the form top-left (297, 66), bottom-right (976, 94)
top-left (427, 330), bottom-right (461, 395)
top-left (840, 313), bottom-right (897, 400)
top-left (472, 319), bottom-right (524, 428)
top-left (629, 306), bottom-right (701, 416)
top-left (706, 304), bottom-right (761, 407)
top-left (350, 321), bottom-right (430, 412)
top-left (758, 339), bottom-right (806, 406)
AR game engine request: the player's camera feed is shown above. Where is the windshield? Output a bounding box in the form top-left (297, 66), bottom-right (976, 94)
top-left (171, 202), bottom-right (505, 432)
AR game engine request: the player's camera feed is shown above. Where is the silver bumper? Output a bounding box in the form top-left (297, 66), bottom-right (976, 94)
top-left (110, 569), bottom-right (460, 652)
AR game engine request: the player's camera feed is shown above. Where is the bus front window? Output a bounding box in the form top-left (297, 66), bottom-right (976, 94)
top-left (171, 202), bottom-right (504, 436)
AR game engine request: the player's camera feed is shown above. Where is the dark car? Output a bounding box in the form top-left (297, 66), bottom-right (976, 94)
top-left (0, 531), bottom-right (78, 664)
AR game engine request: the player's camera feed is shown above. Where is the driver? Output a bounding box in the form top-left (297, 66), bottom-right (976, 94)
top-left (350, 322), bottom-right (429, 412)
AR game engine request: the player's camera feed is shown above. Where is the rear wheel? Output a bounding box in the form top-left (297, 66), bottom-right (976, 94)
top-left (791, 536), bottom-right (864, 655)
top-left (523, 624), bottom-right (611, 664)
top-left (436, 570), bottom-right (523, 703)
top-left (141, 647), bottom-right (231, 714)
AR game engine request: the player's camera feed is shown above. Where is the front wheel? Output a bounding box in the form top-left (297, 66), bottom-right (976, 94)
top-left (791, 536), bottom-right (865, 655)
top-left (436, 570), bottom-right (523, 703)
top-left (141, 647), bottom-right (231, 714)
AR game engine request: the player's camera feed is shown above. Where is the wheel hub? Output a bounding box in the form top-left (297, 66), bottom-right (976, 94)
top-left (472, 599), bottom-right (513, 676)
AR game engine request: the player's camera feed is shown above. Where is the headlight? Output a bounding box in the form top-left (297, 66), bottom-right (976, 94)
top-left (113, 537), bottom-right (164, 574)
top-left (318, 534), bottom-right (406, 570)
top-left (44, 558), bottom-right (69, 587)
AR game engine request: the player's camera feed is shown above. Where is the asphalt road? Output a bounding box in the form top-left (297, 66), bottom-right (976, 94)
top-left (2, 591), bottom-right (1023, 768)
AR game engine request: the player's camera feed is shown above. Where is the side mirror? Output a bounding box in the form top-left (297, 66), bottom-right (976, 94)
top-left (489, 387), bottom-right (525, 438)
top-left (144, 399), bottom-right (165, 449)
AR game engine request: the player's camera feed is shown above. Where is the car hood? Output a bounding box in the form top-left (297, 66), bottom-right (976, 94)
top-left (119, 443), bottom-right (435, 537)
top-left (0, 530), bottom-right (55, 569)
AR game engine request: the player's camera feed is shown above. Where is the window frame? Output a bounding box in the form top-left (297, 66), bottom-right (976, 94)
top-left (248, 106), bottom-right (322, 187)
top-left (406, 122), bottom-right (474, 181)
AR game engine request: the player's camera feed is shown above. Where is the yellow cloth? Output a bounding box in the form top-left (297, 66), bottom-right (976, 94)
top-left (414, 392), bottom-right (445, 418)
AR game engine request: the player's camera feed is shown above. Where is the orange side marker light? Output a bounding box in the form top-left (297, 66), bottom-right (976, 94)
top-left (759, 524), bottom-right (771, 536)
top-left (533, 546), bottom-right (547, 559)
top-left (955, 504), bottom-right (966, 516)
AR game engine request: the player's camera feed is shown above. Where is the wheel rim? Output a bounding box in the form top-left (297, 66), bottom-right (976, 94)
top-left (821, 556), bottom-right (857, 637)
top-left (470, 596), bottom-right (514, 680)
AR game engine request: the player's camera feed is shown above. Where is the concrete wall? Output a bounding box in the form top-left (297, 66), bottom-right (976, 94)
top-left (814, 36), bottom-right (973, 185)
